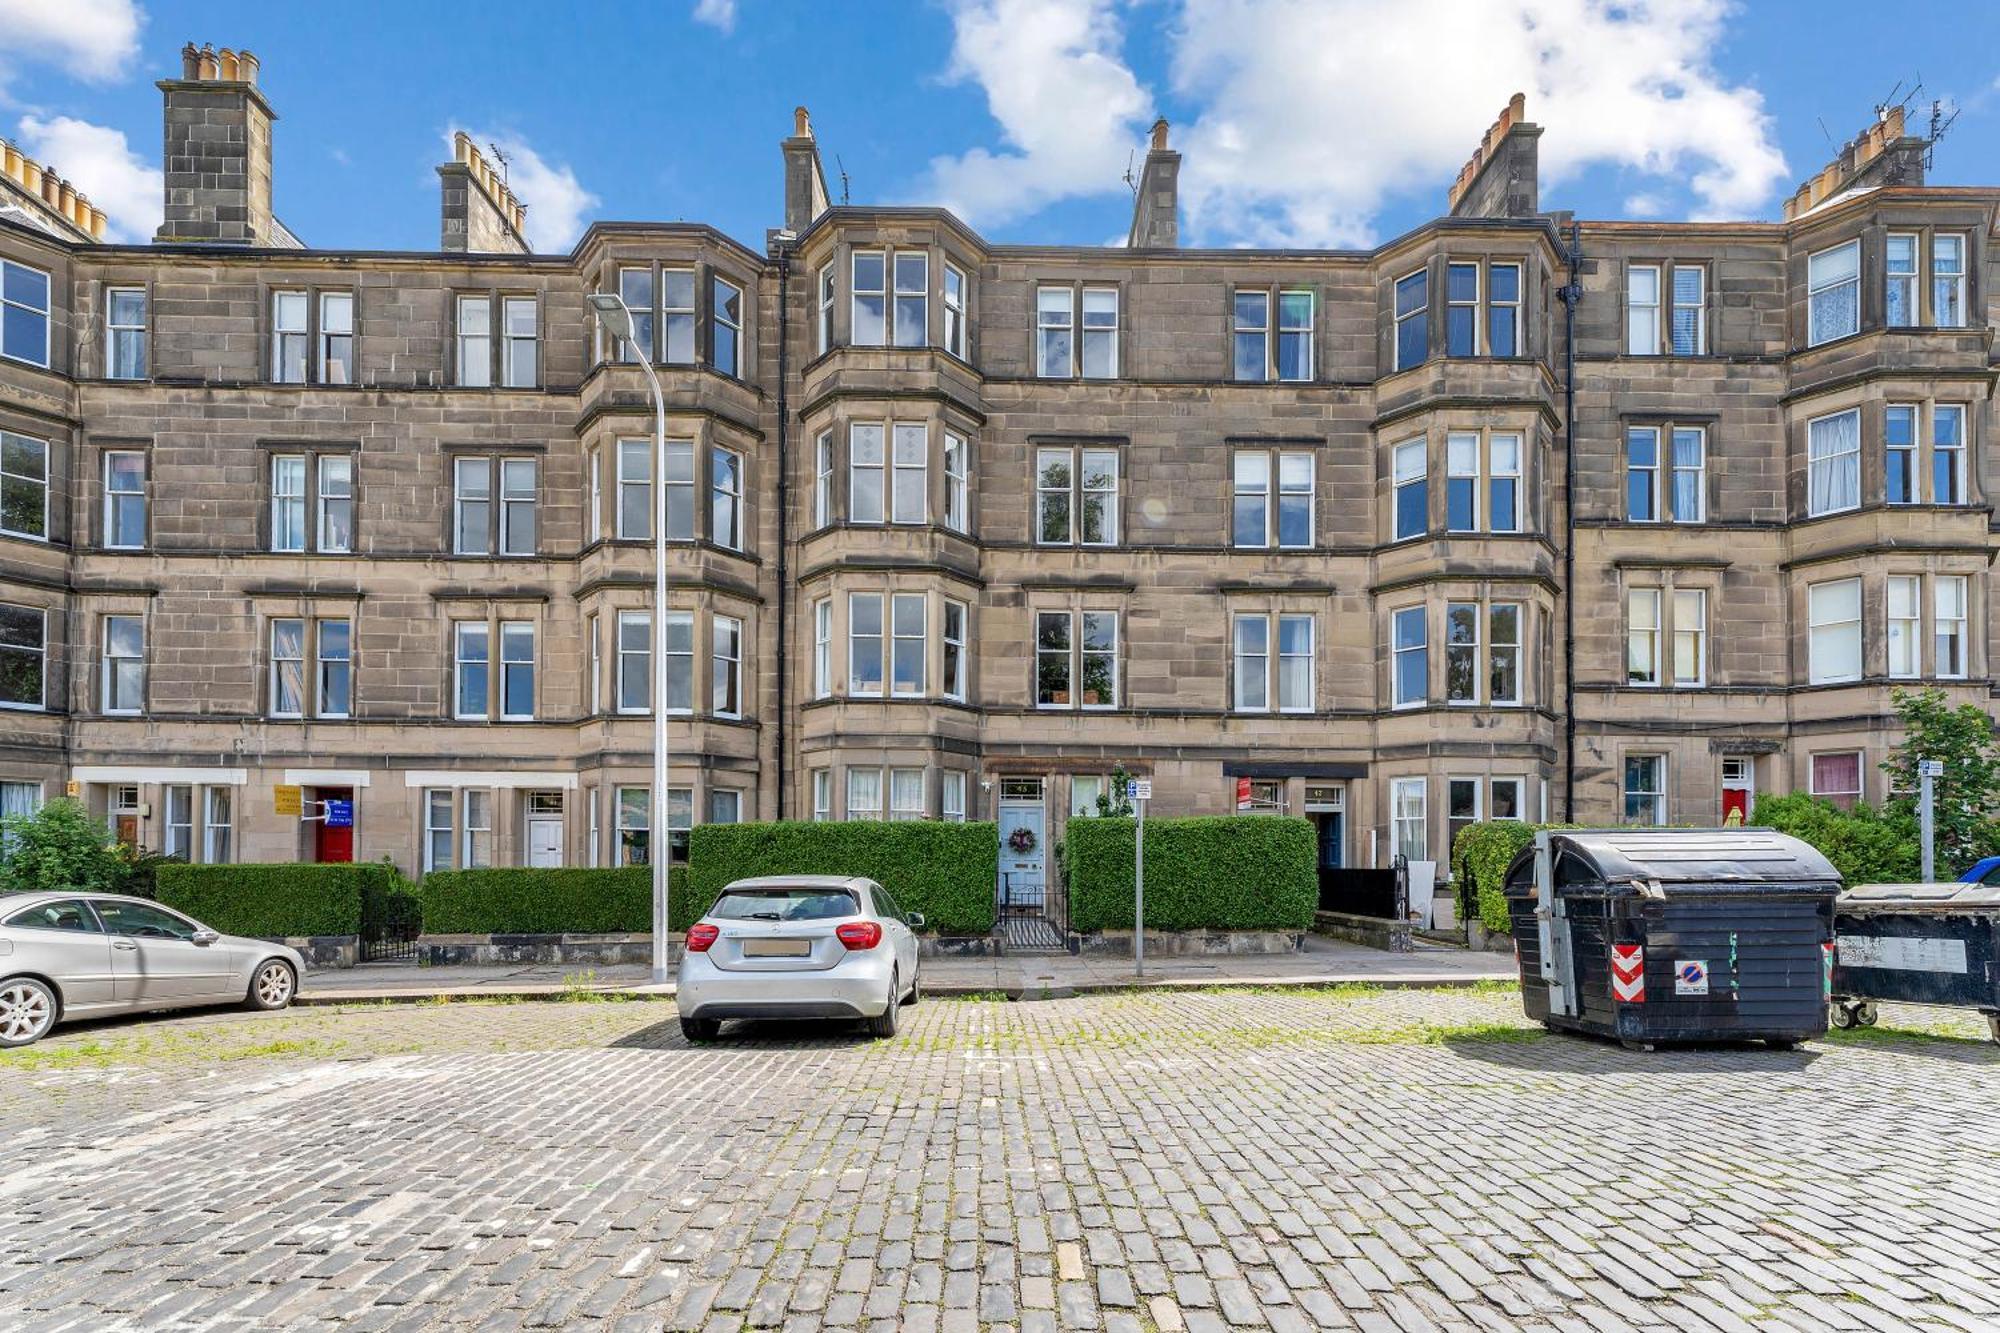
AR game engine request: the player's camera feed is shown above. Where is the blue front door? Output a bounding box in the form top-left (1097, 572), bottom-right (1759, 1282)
top-left (998, 803), bottom-right (1046, 911)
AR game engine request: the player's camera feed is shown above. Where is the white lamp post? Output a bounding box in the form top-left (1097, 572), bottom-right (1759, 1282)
top-left (586, 293), bottom-right (672, 984)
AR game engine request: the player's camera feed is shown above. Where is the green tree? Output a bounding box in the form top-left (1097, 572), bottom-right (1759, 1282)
top-left (0, 799), bottom-right (132, 896)
top-left (1086, 765), bottom-right (1136, 818)
top-left (1881, 687), bottom-right (2000, 873)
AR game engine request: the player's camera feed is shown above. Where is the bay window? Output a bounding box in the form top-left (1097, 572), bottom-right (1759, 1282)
top-left (891, 424), bottom-right (926, 524)
top-left (1806, 409), bottom-right (1860, 516)
top-left (813, 599), bottom-right (832, 698)
top-left (943, 599), bottom-right (968, 701)
top-left (1392, 439), bottom-right (1427, 540)
top-left (1, 260), bottom-right (50, 367)
top-left (711, 276), bottom-right (742, 377)
top-left (712, 614), bottom-right (742, 716)
top-left (1807, 578), bottom-right (1862, 684)
top-left (1887, 575), bottom-right (1921, 678)
top-left (852, 252), bottom-right (886, 345)
top-left (1810, 752), bottom-right (1863, 811)
top-left (893, 252), bottom-right (928, 348)
top-left (942, 263), bottom-right (967, 358)
top-left (616, 611), bottom-right (650, 712)
top-left (890, 594), bottom-right (924, 696)
top-left (848, 592), bottom-right (884, 696)
top-left (849, 424), bottom-right (885, 524)
top-left (711, 446), bottom-right (743, 549)
top-left (1390, 778), bottom-right (1428, 862)
top-left (1391, 606), bottom-right (1426, 707)
top-left (500, 621), bottom-right (535, 720)
top-left (1, 431), bottom-right (47, 540)
top-left (1935, 575), bottom-right (1968, 679)
top-left (1808, 241), bottom-right (1860, 346)
top-left (944, 432), bottom-right (969, 533)
top-left (1886, 234), bottom-right (1918, 327)
top-left (1933, 234), bottom-right (1966, 327)
top-left (0, 604), bottom-right (47, 709)
top-left (1394, 269), bottom-right (1428, 369)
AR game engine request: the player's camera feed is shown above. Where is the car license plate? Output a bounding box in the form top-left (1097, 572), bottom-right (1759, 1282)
top-left (742, 938), bottom-right (811, 958)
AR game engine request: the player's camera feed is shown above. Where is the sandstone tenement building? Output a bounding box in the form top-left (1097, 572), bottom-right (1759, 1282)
top-left (1, 46), bottom-right (1993, 917)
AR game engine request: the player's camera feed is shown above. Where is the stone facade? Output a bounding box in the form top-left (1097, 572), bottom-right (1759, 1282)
top-left (0, 54), bottom-right (1994, 906)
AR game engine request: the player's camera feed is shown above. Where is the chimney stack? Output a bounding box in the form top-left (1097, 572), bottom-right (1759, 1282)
top-left (438, 131), bottom-right (530, 254)
top-left (1781, 104), bottom-right (1927, 221)
top-left (781, 106), bottom-right (831, 234)
top-left (1448, 93), bottom-right (1541, 218)
top-left (1127, 117), bottom-right (1180, 249)
top-left (156, 42), bottom-right (287, 246)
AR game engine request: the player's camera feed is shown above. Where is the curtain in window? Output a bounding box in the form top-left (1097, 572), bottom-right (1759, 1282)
top-left (1807, 412), bottom-right (1859, 515)
top-left (1811, 753), bottom-right (1861, 808)
top-left (1670, 429), bottom-right (1703, 520)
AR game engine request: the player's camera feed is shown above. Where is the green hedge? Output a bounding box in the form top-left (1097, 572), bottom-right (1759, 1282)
top-left (1063, 816), bottom-right (1317, 933)
top-left (685, 822), bottom-right (999, 935)
top-left (1752, 794), bottom-right (1918, 886)
top-left (1452, 822), bottom-right (1551, 934)
top-left (419, 866), bottom-right (688, 935)
top-left (154, 862), bottom-right (374, 938)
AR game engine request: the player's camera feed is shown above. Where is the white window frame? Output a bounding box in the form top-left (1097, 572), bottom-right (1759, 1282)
top-left (664, 438), bottom-right (696, 542)
top-left (1277, 613), bottom-right (1314, 713)
top-left (942, 599), bottom-right (968, 702)
top-left (317, 291), bottom-right (354, 385)
top-left (662, 268), bottom-right (696, 365)
top-left (461, 789), bottom-right (492, 869)
top-left (892, 251), bottom-right (929, 349)
top-left (814, 430), bottom-right (833, 528)
top-left (1489, 602), bottom-right (1522, 706)
top-left (1488, 263), bottom-right (1522, 357)
top-left (614, 267), bottom-right (653, 363)
top-left (1391, 606), bottom-right (1427, 709)
top-left (1393, 269), bottom-right (1428, 371)
top-left (615, 786), bottom-right (651, 865)
top-left (891, 423), bottom-right (927, 525)
top-left (710, 275), bottom-right (743, 377)
top-left (615, 611), bottom-right (650, 714)
top-left (423, 789), bottom-right (453, 872)
top-left (1806, 409), bottom-right (1861, 518)
top-left (1810, 752), bottom-right (1865, 810)
top-left (0, 603), bottom-right (46, 711)
top-left (1808, 240), bottom-right (1861, 347)
top-left (616, 438), bottom-right (652, 540)
top-left (102, 614), bottom-right (144, 715)
top-left (848, 592), bottom-right (884, 697)
top-left (104, 450), bottom-right (146, 550)
top-left (849, 423), bottom-right (885, 525)
top-left (812, 770), bottom-right (832, 822)
top-left (942, 263), bottom-right (967, 359)
top-left (1232, 614), bottom-right (1270, 713)
top-left (0, 430), bottom-right (48, 542)
top-left (1034, 609), bottom-right (1119, 711)
top-left (1446, 262), bottom-right (1480, 358)
top-left (1233, 288), bottom-right (1270, 383)
top-left (203, 787), bottom-right (232, 863)
top-left (664, 610), bottom-right (695, 715)
top-left (889, 593), bottom-right (925, 698)
top-left (817, 261), bottom-right (835, 354)
top-left (1672, 589), bottom-right (1707, 688)
top-left (813, 598), bottom-right (832, 699)
top-left (453, 457), bottom-right (492, 555)
top-left (941, 770), bottom-right (967, 823)
top-left (943, 431), bottom-right (969, 534)
top-left (1036, 286), bottom-right (1074, 378)
top-left (1446, 433), bottom-right (1480, 534)
top-left (271, 454), bottom-right (308, 553)
top-left (499, 457), bottom-right (537, 556)
top-left (1392, 438), bottom-right (1427, 541)
top-left (1668, 263), bottom-right (1706, 356)
top-left (1080, 287), bottom-right (1117, 379)
top-left (1277, 288), bottom-right (1314, 380)
top-left (1627, 263), bottom-right (1660, 355)
top-left (316, 454), bottom-right (353, 553)
top-left (711, 445), bottom-right (744, 550)
top-left (1390, 777), bottom-right (1428, 863)
top-left (1932, 403), bottom-right (1966, 505)
top-left (1807, 578), bottom-right (1863, 685)
top-left (0, 260), bottom-right (51, 368)
top-left (501, 295), bottom-right (537, 388)
top-left (889, 768), bottom-right (925, 821)
top-left (1667, 426), bottom-right (1705, 523)
top-left (846, 768), bottom-right (883, 821)
top-left (456, 293), bottom-right (492, 385)
top-left (271, 290), bottom-right (308, 382)
top-left (1886, 233), bottom-right (1919, 328)
top-left (1933, 233), bottom-right (1966, 328)
top-left (1626, 588), bottom-right (1661, 687)
top-left (106, 286), bottom-right (146, 380)
top-left (270, 617), bottom-right (306, 718)
top-left (499, 621), bottom-right (535, 721)
top-left (852, 251), bottom-right (886, 347)
top-left (588, 613), bottom-right (602, 714)
top-left (1887, 574), bottom-right (1921, 679)
top-left (712, 614), bottom-right (743, 717)
top-left (453, 621), bottom-right (490, 720)
top-left (1935, 574), bottom-right (1968, 680)
top-left (1622, 755), bottom-right (1666, 825)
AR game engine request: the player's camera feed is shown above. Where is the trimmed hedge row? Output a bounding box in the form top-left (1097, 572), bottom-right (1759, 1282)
top-left (154, 862), bottom-right (376, 938)
top-left (685, 821), bottom-right (1000, 934)
top-left (1062, 816), bottom-right (1317, 932)
top-left (1450, 822), bottom-right (1583, 934)
top-left (419, 866), bottom-right (688, 935)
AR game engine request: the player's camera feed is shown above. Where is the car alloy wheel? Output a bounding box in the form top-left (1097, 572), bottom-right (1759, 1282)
top-left (251, 961), bottom-right (296, 1010)
top-left (0, 979), bottom-right (57, 1048)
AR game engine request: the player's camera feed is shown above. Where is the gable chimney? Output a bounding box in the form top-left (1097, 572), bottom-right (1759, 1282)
top-left (782, 106), bottom-right (831, 234)
top-left (1127, 117), bottom-right (1179, 249)
top-left (439, 132), bottom-right (529, 254)
top-left (156, 43), bottom-right (290, 246)
top-left (1781, 105), bottom-right (1927, 221)
top-left (1448, 93), bottom-right (1541, 218)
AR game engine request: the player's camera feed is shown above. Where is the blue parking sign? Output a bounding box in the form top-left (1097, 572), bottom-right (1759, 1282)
top-left (324, 798), bottom-right (354, 828)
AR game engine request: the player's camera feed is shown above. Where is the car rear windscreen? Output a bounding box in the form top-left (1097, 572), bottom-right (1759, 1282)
top-left (708, 888), bottom-right (860, 921)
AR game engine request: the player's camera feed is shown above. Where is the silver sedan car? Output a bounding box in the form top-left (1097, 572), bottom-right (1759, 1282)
top-left (0, 892), bottom-right (306, 1048)
top-left (676, 875), bottom-right (923, 1042)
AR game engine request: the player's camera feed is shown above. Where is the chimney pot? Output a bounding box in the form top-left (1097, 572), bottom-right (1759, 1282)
top-left (219, 49), bottom-right (238, 80)
top-left (90, 208), bottom-right (107, 239)
top-left (1150, 117), bottom-right (1170, 152)
top-left (794, 106), bottom-right (811, 137)
top-left (1508, 91), bottom-right (1527, 120)
top-left (197, 44), bottom-right (218, 79)
top-left (181, 42), bottom-right (200, 78)
top-left (240, 50), bottom-right (258, 84)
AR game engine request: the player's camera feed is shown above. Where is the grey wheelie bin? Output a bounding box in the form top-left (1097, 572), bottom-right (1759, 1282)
top-left (1831, 882), bottom-right (2000, 1042)
top-left (1503, 829), bottom-right (1840, 1049)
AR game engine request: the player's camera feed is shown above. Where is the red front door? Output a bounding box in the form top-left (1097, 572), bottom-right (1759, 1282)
top-left (314, 788), bottom-right (354, 862)
top-left (1721, 787), bottom-right (1750, 823)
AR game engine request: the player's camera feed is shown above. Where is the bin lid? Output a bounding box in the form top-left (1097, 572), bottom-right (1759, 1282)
top-left (1504, 828), bottom-right (1841, 895)
top-left (1839, 881), bottom-right (2000, 911)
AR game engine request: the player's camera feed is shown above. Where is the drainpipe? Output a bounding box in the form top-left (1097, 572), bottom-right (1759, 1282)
top-left (773, 241), bottom-right (792, 819)
top-left (1559, 221), bottom-right (1582, 821)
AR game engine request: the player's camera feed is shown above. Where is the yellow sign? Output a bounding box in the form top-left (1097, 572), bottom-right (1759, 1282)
top-left (274, 784), bottom-right (303, 816)
top-left (65, 780), bottom-right (80, 798)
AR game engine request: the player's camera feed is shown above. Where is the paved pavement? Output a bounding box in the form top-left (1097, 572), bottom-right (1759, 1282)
top-left (3, 988), bottom-right (1997, 1331)
top-left (300, 934), bottom-right (1516, 1004)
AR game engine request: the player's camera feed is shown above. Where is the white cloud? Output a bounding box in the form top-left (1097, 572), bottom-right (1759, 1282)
top-left (0, 0), bottom-right (141, 88)
top-left (444, 129), bottom-right (599, 253)
top-left (1170, 0), bottom-right (1789, 245)
top-left (15, 114), bottom-right (161, 241)
top-left (1624, 192), bottom-right (1666, 218)
top-left (692, 0), bottom-right (737, 34)
top-left (917, 0), bottom-right (1152, 227)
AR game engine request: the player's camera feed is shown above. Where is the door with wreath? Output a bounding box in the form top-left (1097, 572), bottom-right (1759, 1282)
top-left (997, 792), bottom-right (1047, 912)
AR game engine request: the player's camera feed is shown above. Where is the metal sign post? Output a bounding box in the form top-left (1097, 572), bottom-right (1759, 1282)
top-left (1130, 777), bottom-right (1152, 976)
top-left (1919, 758), bottom-right (1942, 882)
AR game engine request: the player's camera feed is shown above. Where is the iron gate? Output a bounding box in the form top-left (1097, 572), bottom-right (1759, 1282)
top-left (360, 889), bottom-right (422, 963)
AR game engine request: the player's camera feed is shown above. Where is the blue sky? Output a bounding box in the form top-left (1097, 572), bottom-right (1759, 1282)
top-left (4, 1), bottom-right (1999, 254)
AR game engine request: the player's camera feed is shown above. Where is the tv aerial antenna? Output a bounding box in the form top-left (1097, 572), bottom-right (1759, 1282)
top-left (835, 154), bottom-right (851, 206)
top-left (1123, 150), bottom-right (1137, 199)
top-left (487, 141), bottom-right (511, 183)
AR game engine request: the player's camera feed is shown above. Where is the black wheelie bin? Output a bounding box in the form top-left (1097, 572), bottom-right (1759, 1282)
top-left (1503, 829), bottom-right (1841, 1049)
top-left (1831, 881), bottom-right (2000, 1042)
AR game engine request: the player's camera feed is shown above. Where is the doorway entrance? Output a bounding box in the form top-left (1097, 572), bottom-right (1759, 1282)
top-left (1721, 758), bottom-right (1754, 824)
top-left (313, 787), bottom-right (354, 863)
top-left (1306, 784), bottom-right (1345, 905)
top-left (997, 778), bottom-right (1047, 915)
top-left (526, 791), bottom-right (564, 867)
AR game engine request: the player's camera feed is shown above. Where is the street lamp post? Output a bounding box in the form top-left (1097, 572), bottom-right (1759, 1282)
top-left (587, 294), bottom-right (671, 984)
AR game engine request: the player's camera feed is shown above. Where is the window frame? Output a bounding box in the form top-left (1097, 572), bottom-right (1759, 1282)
top-left (316, 454), bottom-right (354, 553)
top-left (890, 423), bottom-right (927, 525)
top-left (851, 250), bottom-right (887, 347)
top-left (1885, 232), bottom-right (1919, 328)
top-left (0, 429), bottom-right (49, 541)
top-left (1393, 268), bottom-right (1428, 371)
top-left (942, 598), bottom-right (969, 702)
top-left (1390, 776), bottom-right (1428, 863)
top-left (813, 598), bottom-right (832, 699)
top-left (0, 259), bottom-right (51, 368)
top-left (1935, 573), bottom-right (1969, 680)
top-left (102, 613), bottom-right (144, 716)
top-left (847, 592), bottom-right (884, 697)
top-left (615, 610), bottom-right (650, 714)
top-left (710, 444), bottom-right (744, 550)
top-left (1035, 444), bottom-right (1118, 547)
top-left (1810, 751), bottom-right (1865, 811)
top-left (1080, 287), bottom-right (1117, 379)
top-left (105, 285), bottom-right (147, 380)
top-left (1671, 588), bottom-right (1707, 688)
top-left (1807, 239), bottom-right (1861, 347)
top-left (893, 251), bottom-right (930, 350)
top-left (270, 617), bottom-right (307, 718)
top-left (1886, 573), bottom-right (1922, 679)
top-left (616, 438), bottom-right (653, 540)
top-left (1626, 587), bottom-right (1661, 688)
top-left (499, 620), bottom-right (536, 721)
top-left (942, 263), bottom-right (967, 359)
top-left (1036, 286), bottom-right (1075, 378)
top-left (500, 294), bottom-right (538, 388)
top-left (1034, 609), bottom-right (1119, 711)
top-left (1805, 408), bottom-right (1861, 518)
top-left (1232, 448), bottom-right (1314, 549)
top-left (453, 621), bottom-right (491, 720)
top-left (814, 430), bottom-right (834, 529)
top-left (848, 423), bottom-right (886, 525)
top-left (316, 290), bottom-right (354, 386)
top-left (103, 449), bottom-right (146, 551)
top-left (1932, 232), bottom-right (1967, 328)
top-left (882, 591), bottom-right (919, 698)
top-left (498, 457), bottom-right (538, 556)
top-left (1391, 605), bottom-right (1427, 709)
top-left (0, 603), bottom-right (48, 711)
top-left (1392, 438), bottom-right (1427, 541)
top-left (712, 613), bottom-right (743, 718)
top-left (710, 274), bottom-right (744, 378)
top-left (1807, 577), bottom-right (1863, 685)
top-left (1622, 754), bottom-right (1667, 825)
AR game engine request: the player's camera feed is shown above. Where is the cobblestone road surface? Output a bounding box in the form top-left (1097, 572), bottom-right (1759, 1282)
top-left (2, 989), bottom-right (1997, 1331)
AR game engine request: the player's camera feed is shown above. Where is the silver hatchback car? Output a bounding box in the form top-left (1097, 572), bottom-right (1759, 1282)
top-left (676, 875), bottom-right (923, 1042)
top-left (0, 892), bottom-right (306, 1048)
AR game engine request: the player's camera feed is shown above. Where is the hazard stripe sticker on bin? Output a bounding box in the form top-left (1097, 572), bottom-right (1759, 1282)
top-left (1611, 944), bottom-right (1645, 1003)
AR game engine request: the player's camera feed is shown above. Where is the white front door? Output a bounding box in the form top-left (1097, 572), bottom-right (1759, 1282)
top-left (527, 819), bottom-right (563, 868)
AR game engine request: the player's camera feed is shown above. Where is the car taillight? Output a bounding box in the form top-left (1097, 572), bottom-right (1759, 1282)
top-left (685, 923), bottom-right (720, 952)
top-left (835, 921), bottom-right (882, 950)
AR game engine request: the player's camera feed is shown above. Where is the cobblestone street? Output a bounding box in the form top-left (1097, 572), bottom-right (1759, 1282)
top-left (3, 988), bottom-right (1997, 1332)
